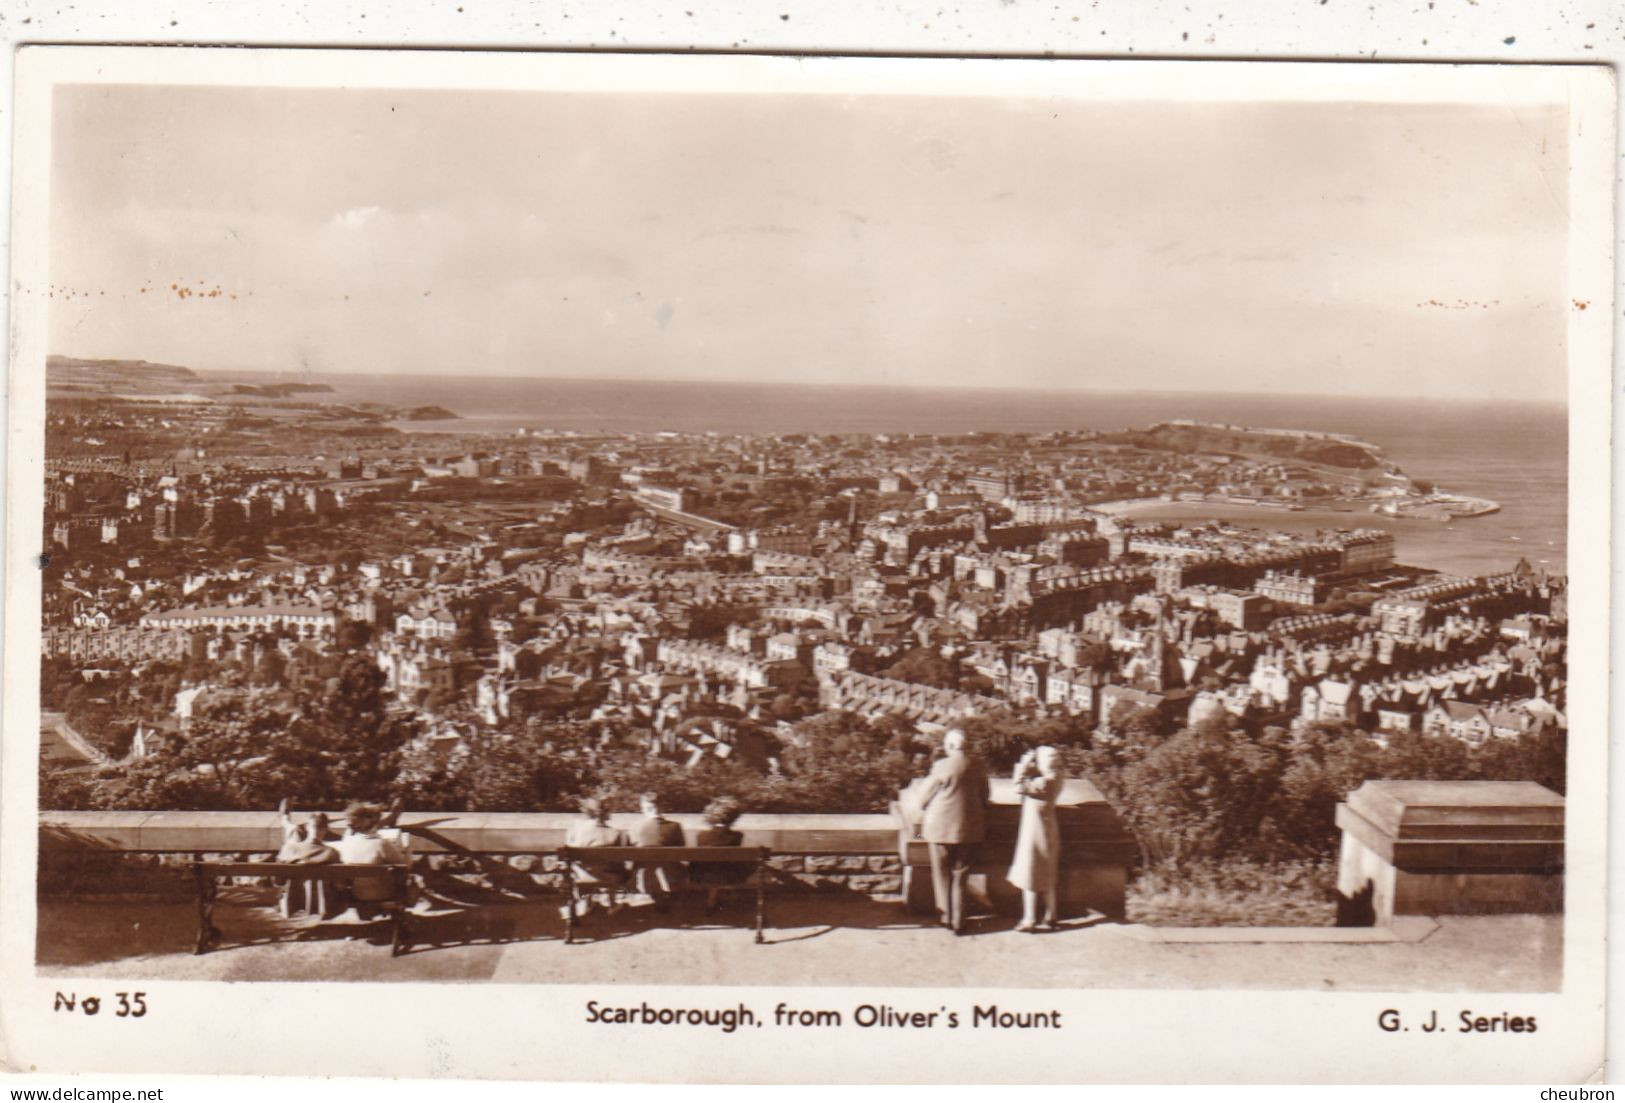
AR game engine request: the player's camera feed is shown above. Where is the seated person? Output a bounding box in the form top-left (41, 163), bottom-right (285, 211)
top-left (689, 797), bottom-right (754, 914)
top-left (273, 799), bottom-right (339, 918)
top-left (629, 792), bottom-right (686, 908)
top-left (563, 797), bottom-right (630, 918)
top-left (276, 798), bottom-right (339, 863)
top-left (333, 801), bottom-right (410, 918)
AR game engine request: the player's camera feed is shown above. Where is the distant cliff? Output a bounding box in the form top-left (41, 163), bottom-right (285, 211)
top-left (47, 355), bottom-right (462, 422)
top-left (1106, 422), bottom-right (1386, 472)
top-left (47, 355), bottom-right (199, 382)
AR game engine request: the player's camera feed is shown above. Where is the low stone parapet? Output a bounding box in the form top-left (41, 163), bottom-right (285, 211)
top-left (40, 810), bottom-right (900, 854)
top-left (38, 811), bottom-right (913, 900)
top-left (40, 801), bottom-right (1129, 906)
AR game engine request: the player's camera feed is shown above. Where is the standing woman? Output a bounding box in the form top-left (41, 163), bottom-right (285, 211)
top-left (1008, 745), bottom-right (1064, 932)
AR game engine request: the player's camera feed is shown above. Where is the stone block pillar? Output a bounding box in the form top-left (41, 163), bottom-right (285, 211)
top-left (1335, 779), bottom-right (1563, 926)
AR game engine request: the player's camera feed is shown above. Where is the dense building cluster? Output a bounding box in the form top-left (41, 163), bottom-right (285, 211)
top-left (41, 410), bottom-right (1567, 785)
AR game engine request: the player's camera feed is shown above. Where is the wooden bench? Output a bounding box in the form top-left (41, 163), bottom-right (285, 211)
top-left (191, 861), bottom-right (413, 957)
top-left (557, 846), bottom-right (770, 945)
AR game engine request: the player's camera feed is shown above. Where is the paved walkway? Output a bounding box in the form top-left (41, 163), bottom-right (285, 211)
top-left (36, 890), bottom-right (1562, 991)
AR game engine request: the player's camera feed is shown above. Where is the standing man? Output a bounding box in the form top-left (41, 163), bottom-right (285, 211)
top-left (917, 729), bottom-right (990, 935)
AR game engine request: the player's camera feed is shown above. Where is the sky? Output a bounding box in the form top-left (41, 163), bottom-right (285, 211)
top-left (47, 82), bottom-right (1570, 401)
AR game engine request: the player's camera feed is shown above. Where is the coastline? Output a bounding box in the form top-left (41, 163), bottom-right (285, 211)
top-left (57, 363), bottom-right (1564, 580)
top-left (1094, 499), bottom-right (1560, 577)
top-left (374, 420), bottom-right (1557, 578)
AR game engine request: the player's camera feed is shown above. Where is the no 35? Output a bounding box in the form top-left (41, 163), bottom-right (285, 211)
top-left (54, 991), bottom-right (148, 1017)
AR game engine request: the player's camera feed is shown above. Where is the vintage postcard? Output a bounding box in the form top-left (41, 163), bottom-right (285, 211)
top-left (1, 47), bottom-right (1613, 1083)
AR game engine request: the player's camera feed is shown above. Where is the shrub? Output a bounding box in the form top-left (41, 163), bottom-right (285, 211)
top-left (1128, 857), bottom-right (1338, 927)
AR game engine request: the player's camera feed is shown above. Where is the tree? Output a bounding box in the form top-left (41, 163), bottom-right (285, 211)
top-left (768, 692), bottom-right (810, 723)
top-left (100, 661), bottom-right (425, 810)
top-left (958, 711), bottom-right (1088, 772)
top-left (1379, 728), bottom-right (1477, 782)
top-left (453, 725), bottom-right (593, 811)
top-left (882, 647), bottom-right (959, 690)
top-left (1074, 641), bottom-right (1114, 671)
top-left (290, 658), bottom-right (420, 803)
top-left (138, 665), bottom-right (183, 721)
top-left (1269, 724), bottom-right (1384, 858)
top-left (249, 649), bottom-right (287, 687)
top-left (337, 619), bottom-right (374, 652)
top-left (115, 694), bottom-right (290, 810)
top-left (392, 718), bottom-right (619, 813)
top-left (768, 711), bottom-right (924, 812)
top-left (61, 682), bottom-right (136, 759)
top-left (960, 673), bottom-right (997, 695)
top-left (38, 656), bottom-right (84, 710)
top-left (453, 593), bottom-right (495, 652)
top-left (1468, 725), bottom-right (1568, 795)
top-left (1111, 714), bottom-right (1288, 865)
top-left (589, 752), bottom-right (763, 815)
top-left (182, 653), bottom-right (215, 684)
top-left (39, 768), bottom-right (102, 811)
top-left (1109, 703), bottom-right (1175, 748)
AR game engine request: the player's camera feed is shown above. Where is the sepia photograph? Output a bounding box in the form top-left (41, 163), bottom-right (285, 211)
top-left (2, 47), bottom-right (1612, 1083)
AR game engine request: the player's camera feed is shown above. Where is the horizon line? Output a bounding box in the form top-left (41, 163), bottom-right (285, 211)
top-left (49, 353), bottom-right (1570, 408)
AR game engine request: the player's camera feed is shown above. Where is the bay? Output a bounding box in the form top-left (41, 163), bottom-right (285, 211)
top-left (285, 372), bottom-right (1568, 578)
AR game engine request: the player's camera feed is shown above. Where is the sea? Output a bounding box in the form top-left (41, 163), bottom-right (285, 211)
top-left (278, 373), bottom-right (1568, 579)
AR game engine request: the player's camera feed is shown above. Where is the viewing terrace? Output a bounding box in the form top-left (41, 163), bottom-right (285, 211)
top-left (37, 780), bottom-right (1564, 991)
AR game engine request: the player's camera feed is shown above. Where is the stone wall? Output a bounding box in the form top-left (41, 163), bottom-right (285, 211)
top-left (39, 799), bottom-right (1130, 908)
top-left (37, 811), bottom-right (916, 901)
